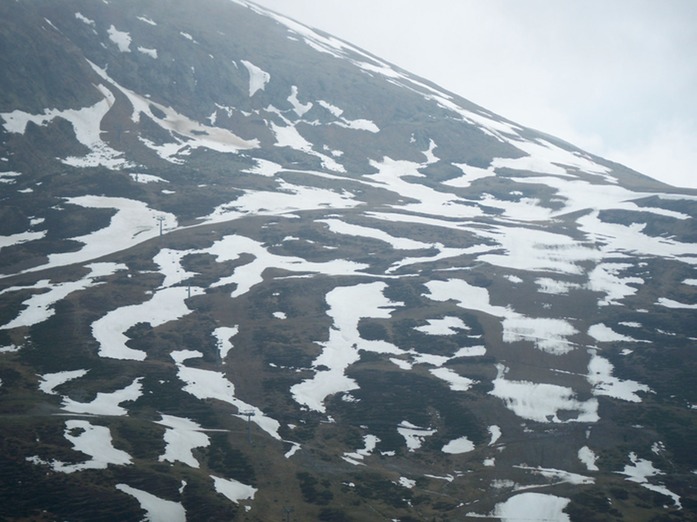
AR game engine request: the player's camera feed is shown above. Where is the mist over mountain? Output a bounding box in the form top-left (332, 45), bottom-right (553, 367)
top-left (1, 1), bottom-right (696, 520)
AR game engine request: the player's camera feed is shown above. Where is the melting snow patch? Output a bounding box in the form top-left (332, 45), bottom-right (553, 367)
top-left (397, 421), bottom-right (436, 452)
top-left (415, 317), bottom-right (469, 335)
top-left (588, 350), bottom-right (651, 402)
top-left (116, 484), bottom-right (186, 522)
top-left (490, 364), bottom-right (599, 423)
top-left (28, 420), bottom-right (132, 473)
top-left (137, 46), bottom-right (158, 59)
top-left (241, 60), bottom-right (270, 96)
top-left (129, 173), bottom-right (168, 183)
top-left (137, 16), bottom-right (157, 25)
top-left (398, 477), bottom-right (416, 489)
top-left (516, 465), bottom-right (594, 485)
top-left (170, 350), bottom-right (281, 440)
top-left (156, 414), bottom-right (211, 468)
top-left (74, 12), bottom-right (95, 26)
top-left (61, 378), bottom-right (143, 416)
top-left (0, 230), bottom-right (46, 253)
top-left (343, 434), bottom-right (379, 465)
top-left (92, 287), bottom-right (200, 361)
top-left (107, 25), bottom-right (131, 52)
top-left (429, 367), bottom-right (475, 391)
top-left (588, 323), bottom-right (637, 343)
top-left (502, 316), bottom-right (578, 355)
top-left (656, 297), bottom-right (697, 309)
top-left (291, 282), bottom-right (403, 412)
top-left (453, 346), bottom-right (487, 358)
top-left (578, 446), bottom-right (599, 471)
top-left (468, 492), bottom-right (571, 521)
top-left (287, 85), bottom-right (312, 117)
top-left (619, 452), bottom-right (682, 509)
top-left (442, 436), bottom-right (475, 454)
top-left (488, 425), bottom-right (502, 446)
top-left (38, 369), bottom-right (89, 395)
top-left (211, 476), bottom-right (257, 503)
top-left (213, 326), bottom-right (239, 362)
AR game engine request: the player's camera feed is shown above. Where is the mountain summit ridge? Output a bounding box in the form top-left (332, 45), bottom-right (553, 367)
top-left (1, 1), bottom-right (696, 520)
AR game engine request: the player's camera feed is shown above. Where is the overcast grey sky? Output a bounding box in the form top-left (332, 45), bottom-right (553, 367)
top-left (252, 0), bottom-right (697, 189)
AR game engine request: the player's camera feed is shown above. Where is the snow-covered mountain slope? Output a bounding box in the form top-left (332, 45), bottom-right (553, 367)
top-left (1, 1), bottom-right (696, 520)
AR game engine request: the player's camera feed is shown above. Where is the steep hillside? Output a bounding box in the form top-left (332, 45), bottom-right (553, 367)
top-left (1, 1), bottom-right (696, 520)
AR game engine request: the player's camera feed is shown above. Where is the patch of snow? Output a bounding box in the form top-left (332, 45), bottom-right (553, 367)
top-left (137, 46), bottom-right (158, 59)
top-left (473, 492), bottom-right (571, 522)
top-left (61, 378), bottom-right (143, 416)
top-left (619, 452), bottom-right (681, 509)
top-left (444, 162), bottom-right (496, 189)
top-left (536, 277), bottom-right (581, 295)
top-left (502, 316), bottom-right (578, 355)
top-left (242, 158), bottom-right (283, 177)
top-left (398, 477), bottom-right (416, 489)
top-left (74, 12), bottom-right (95, 26)
top-left (29, 420), bottom-right (132, 473)
top-left (38, 369), bottom-right (89, 395)
top-left (588, 350), bottom-right (651, 402)
top-left (398, 421), bottom-right (436, 452)
top-left (213, 326), bottom-right (239, 362)
top-left (578, 446), bottom-right (599, 471)
top-left (442, 436), bottom-right (475, 454)
top-left (488, 425), bottom-right (502, 446)
top-left (116, 484), bottom-right (186, 522)
top-left (1, 263), bottom-right (126, 329)
top-left (291, 282), bottom-right (403, 412)
top-left (0, 171), bottom-right (21, 183)
top-left (287, 85), bottom-right (312, 117)
top-left (212, 476), bottom-right (257, 503)
top-left (429, 367), bottom-right (475, 391)
top-left (656, 297), bottom-right (697, 309)
top-left (0, 230), bottom-right (47, 251)
top-left (516, 465), bottom-right (594, 485)
top-left (319, 218), bottom-right (431, 251)
top-left (415, 317), bottom-right (469, 336)
top-left (343, 434), bottom-right (379, 465)
top-left (490, 364), bottom-right (599, 423)
top-left (453, 346), bottom-right (487, 358)
top-left (92, 286), bottom-right (201, 361)
top-left (156, 414), bottom-right (211, 468)
top-left (170, 350), bottom-right (281, 440)
top-left (588, 323), bottom-right (637, 343)
top-left (179, 31), bottom-right (197, 43)
top-left (107, 25), bottom-right (131, 52)
top-left (241, 60), bottom-right (270, 97)
top-left (129, 173), bottom-right (168, 183)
